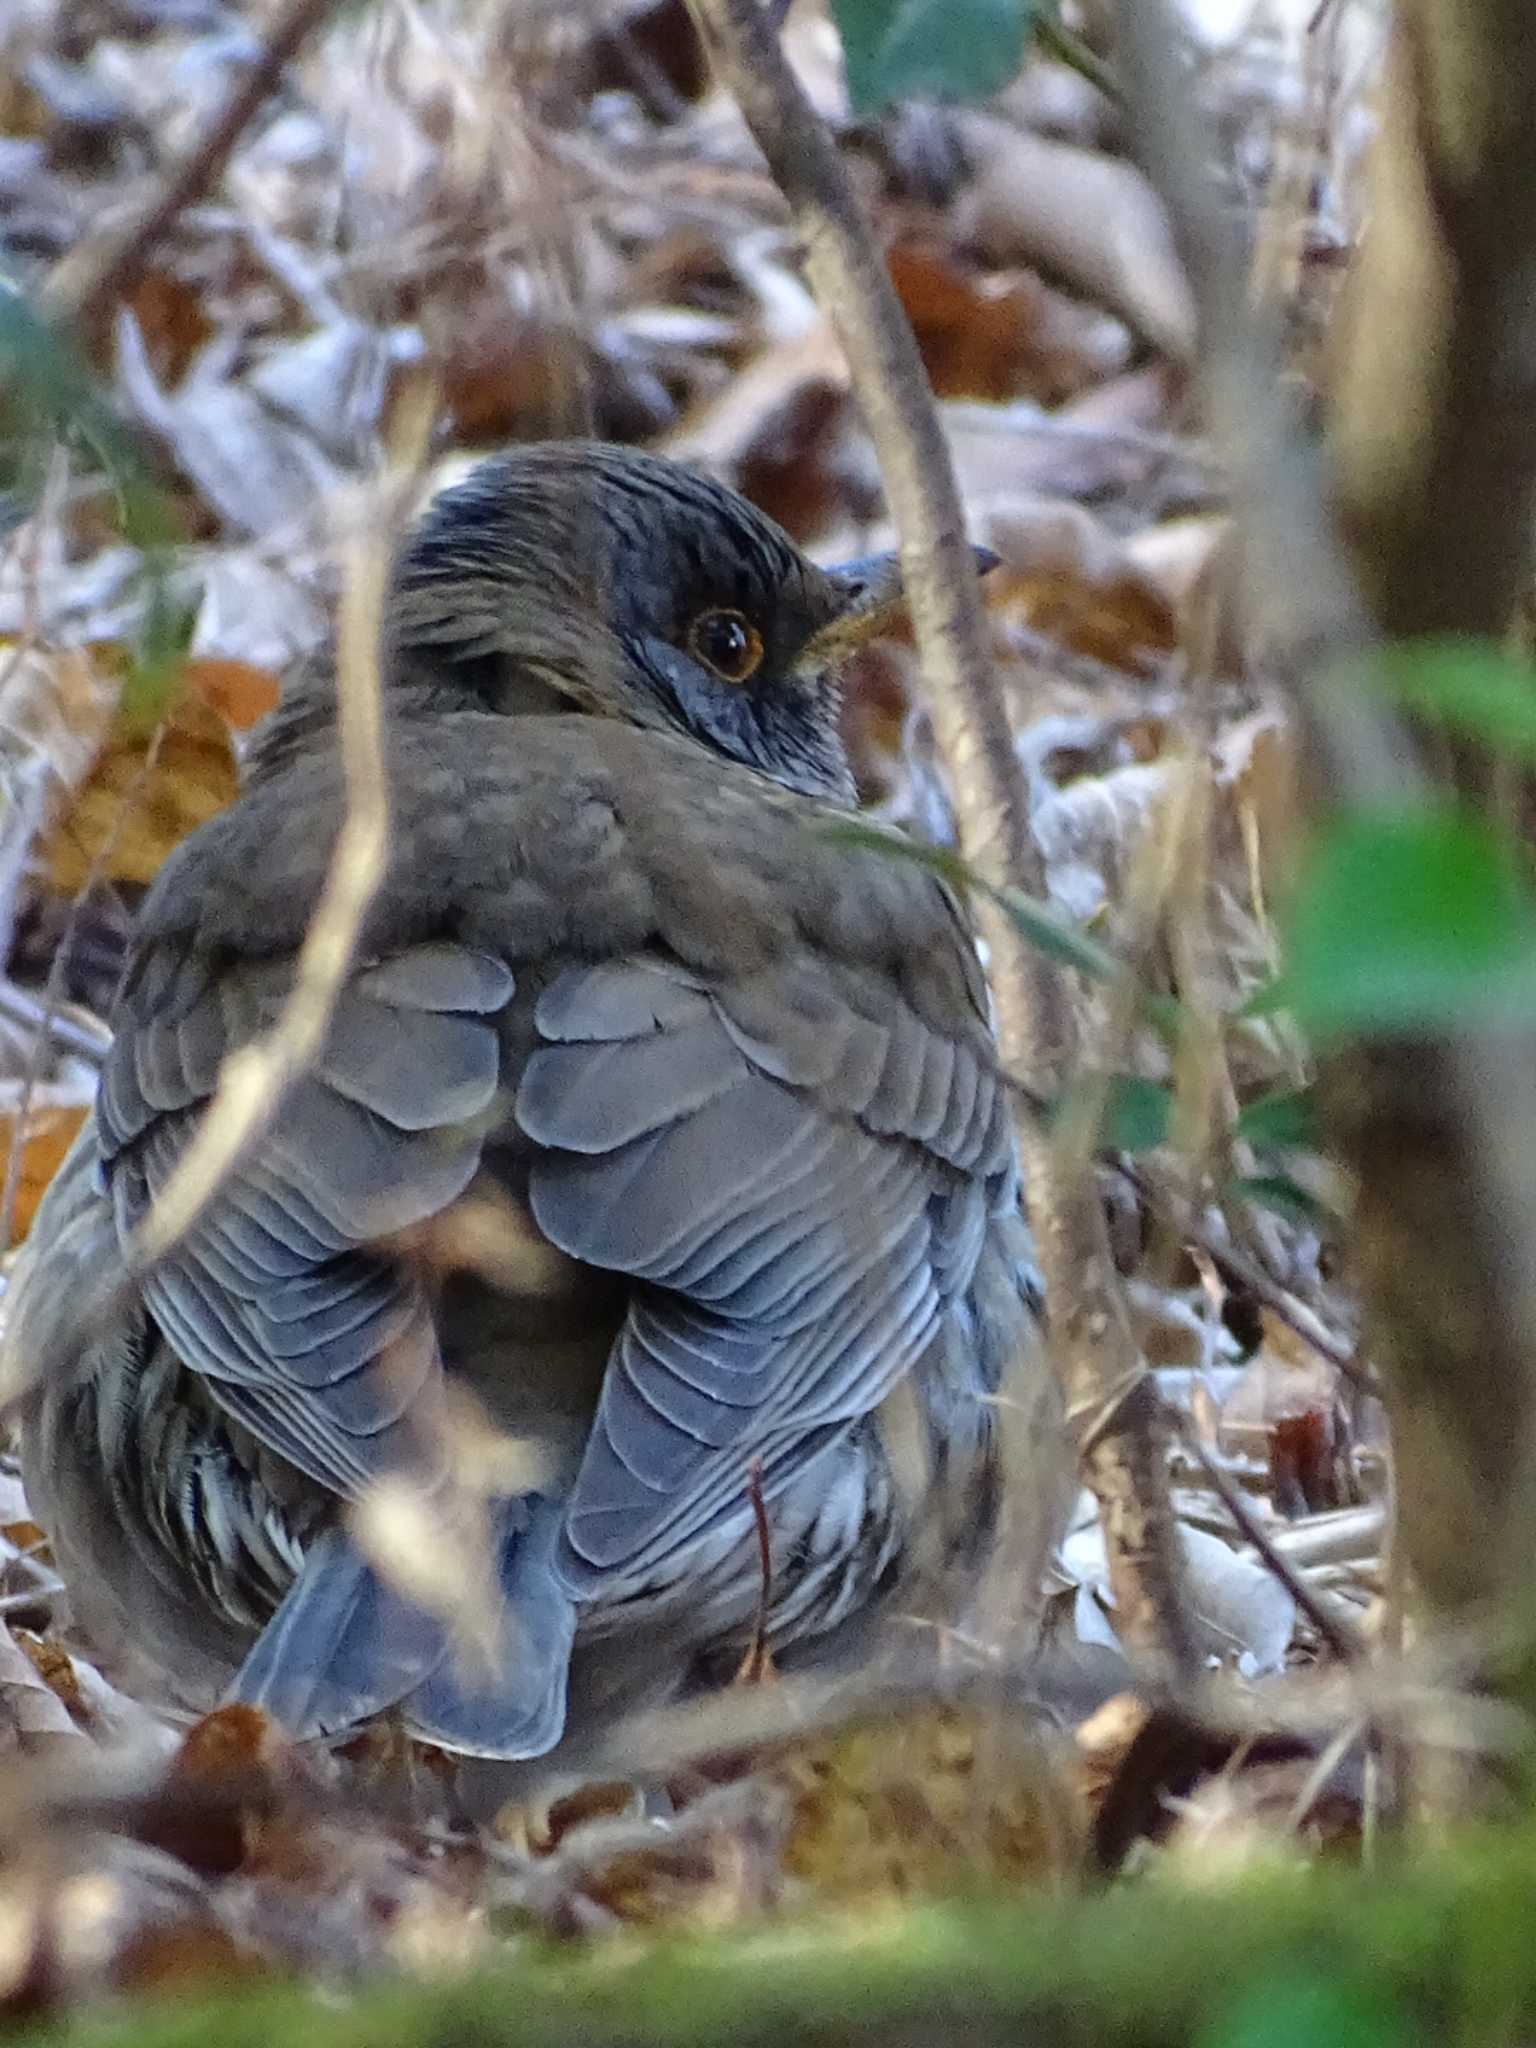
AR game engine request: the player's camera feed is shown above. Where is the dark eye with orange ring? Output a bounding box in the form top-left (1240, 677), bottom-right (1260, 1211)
top-left (686, 609), bottom-right (765, 684)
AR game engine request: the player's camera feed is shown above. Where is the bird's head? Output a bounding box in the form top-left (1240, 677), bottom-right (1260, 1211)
top-left (381, 441), bottom-right (993, 802)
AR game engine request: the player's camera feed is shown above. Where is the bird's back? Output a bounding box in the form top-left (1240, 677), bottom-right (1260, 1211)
top-left (9, 705), bottom-right (1050, 1756)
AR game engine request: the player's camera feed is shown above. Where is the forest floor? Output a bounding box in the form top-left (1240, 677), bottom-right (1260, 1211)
top-left (0, 2), bottom-right (1474, 2039)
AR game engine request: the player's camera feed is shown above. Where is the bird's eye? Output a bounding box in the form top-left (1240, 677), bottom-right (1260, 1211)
top-left (686, 608), bottom-right (765, 684)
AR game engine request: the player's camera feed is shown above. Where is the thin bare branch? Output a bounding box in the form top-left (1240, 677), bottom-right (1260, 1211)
top-left (1188, 1437), bottom-right (1363, 1664)
top-left (0, 984), bottom-right (110, 1066)
top-left (52, 0), bottom-right (340, 333)
top-left (685, 0), bottom-right (1196, 1681)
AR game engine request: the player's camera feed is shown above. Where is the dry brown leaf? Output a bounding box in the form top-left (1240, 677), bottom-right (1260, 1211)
top-left (14, 1629), bottom-right (79, 1717)
top-left (954, 114), bottom-right (1196, 359)
top-left (777, 1701), bottom-right (1081, 1903)
top-left (113, 268), bottom-right (214, 386)
top-left (435, 302), bottom-right (595, 443)
top-left (667, 322), bottom-right (875, 540)
top-left (0, 1625), bottom-right (87, 1752)
top-left (982, 498), bottom-right (1179, 674)
top-left (1218, 1312), bottom-right (1356, 1519)
top-left (888, 239), bottom-right (1129, 404)
top-left (182, 656), bottom-right (282, 733)
top-left (42, 685), bottom-right (239, 893)
top-left (112, 1921), bottom-right (268, 2003)
top-left (0, 1095), bottom-right (88, 1243)
top-left (838, 642), bottom-right (919, 807)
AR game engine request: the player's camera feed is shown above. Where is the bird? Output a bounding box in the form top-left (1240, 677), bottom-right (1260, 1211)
top-left (4, 442), bottom-right (1064, 1762)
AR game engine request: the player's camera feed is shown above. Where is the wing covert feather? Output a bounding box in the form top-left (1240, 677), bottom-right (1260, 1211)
top-left (99, 943), bottom-right (514, 1500)
top-left (520, 947), bottom-right (1012, 1593)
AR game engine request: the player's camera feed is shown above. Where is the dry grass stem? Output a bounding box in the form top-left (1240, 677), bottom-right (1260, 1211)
top-left (52, 0), bottom-right (343, 335)
top-left (131, 389), bottom-right (435, 1269)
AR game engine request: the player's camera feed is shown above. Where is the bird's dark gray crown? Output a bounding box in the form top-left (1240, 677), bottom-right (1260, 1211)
top-left (256, 443), bottom-right (863, 802)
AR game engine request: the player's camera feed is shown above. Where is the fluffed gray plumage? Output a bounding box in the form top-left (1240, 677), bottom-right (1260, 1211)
top-left (4, 443), bottom-right (1064, 1760)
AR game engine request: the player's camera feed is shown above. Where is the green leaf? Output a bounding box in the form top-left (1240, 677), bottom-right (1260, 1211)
top-left (1047, 1073), bottom-right (1171, 1153)
top-left (1284, 805), bottom-right (1536, 1038)
top-left (1236, 1088), bottom-right (1317, 1151)
top-left (1099, 1074), bottom-right (1172, 1152)
top-left (816, 815), bottom-right (967, 878)
top-left (0, 283), bottom-right (173, 550)
top-left (989, 882), bottom-right (1120, 981)
top-left (120, 576), bottom-right (199, 734)
top-left (1201, 1969), bottom-right (1411, 2048)
top-left (815, 819), bottom-right (1119, 980)
top-left (1231, 1173), bottom-right (1338, 1228)
top-left (833, 0), bottom-right (1033, 114)
top-left (0, 282), bottom-right (182, 702)
top-left (1360, 638), bottom-right (1536, 766)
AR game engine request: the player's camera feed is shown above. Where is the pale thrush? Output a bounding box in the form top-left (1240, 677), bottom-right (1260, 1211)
top-left (5, 443), bottom-right (1062, 1758)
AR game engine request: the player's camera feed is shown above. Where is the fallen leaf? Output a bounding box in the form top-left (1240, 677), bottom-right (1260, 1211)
top-left (42, 683), bottom-right (238, 893)
top-left (778, 1700), bottom-right (1082, 1902)
top-left (0, 1095), bottom-right (88, 1242)
top-left (954, 113), bottom-right (1196, 360)
top-left (181, 656), bottom-right (281, 732)
top-left (0, 1626), bottom-right (87, 1752)
top-left (114, 268), bottom-right (213, 387)
top-left (982, 498), bottom-right (1180, 674)
top-left (1060, 1515), bottom-right (1296, 1675)
top-left (888, 238), bottom-right (1129, 404)
top-left (667, 322), bottom-right (876, 540)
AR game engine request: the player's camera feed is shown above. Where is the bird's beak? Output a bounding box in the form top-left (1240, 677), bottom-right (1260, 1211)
top-left (794, 543), bottom-right (1001, 673)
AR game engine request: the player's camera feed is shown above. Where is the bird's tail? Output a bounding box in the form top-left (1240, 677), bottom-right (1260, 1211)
top-left (227, 1492), bottom-right (575, 1759)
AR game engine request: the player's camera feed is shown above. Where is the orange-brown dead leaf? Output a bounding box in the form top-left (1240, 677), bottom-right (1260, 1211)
top-left (171, 1704), bottom-right (290, 1788)
top-left (15, 1630), bottom-right (81, 1718)
top-left (145, 1705), bottom-right (312, 1880)
top-left (113, 1922), bottom-right (269, 2002)
top-left (518, 1779), bottom-right (645, 1858)
top-left (115, 269), bottom-right (214, 385)
top-left (889, 239), bottom-right (1127, 405)
top-left (667, 324), bottom-right (871, 541)
top-left (0, 1100), bottom-right (88, 1243)
top-left (42, 684), bottom-right (239, 894)
top-left (182, 656), bottom-right (282, 731)
top-left (1220, 1314), bottom-right (1351, 1517)
top-left (982, 500), bottom-right (1179, 674)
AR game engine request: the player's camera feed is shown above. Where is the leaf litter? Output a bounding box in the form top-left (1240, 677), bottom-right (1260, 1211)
top-left (0, 0), bottom-right (1416, 2018)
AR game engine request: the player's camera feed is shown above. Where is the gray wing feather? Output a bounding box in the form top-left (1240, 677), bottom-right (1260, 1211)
top-left (100, 944), bottom-right (514, 1501)
top-left (521, 953), bottom-right (1005, 1592)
